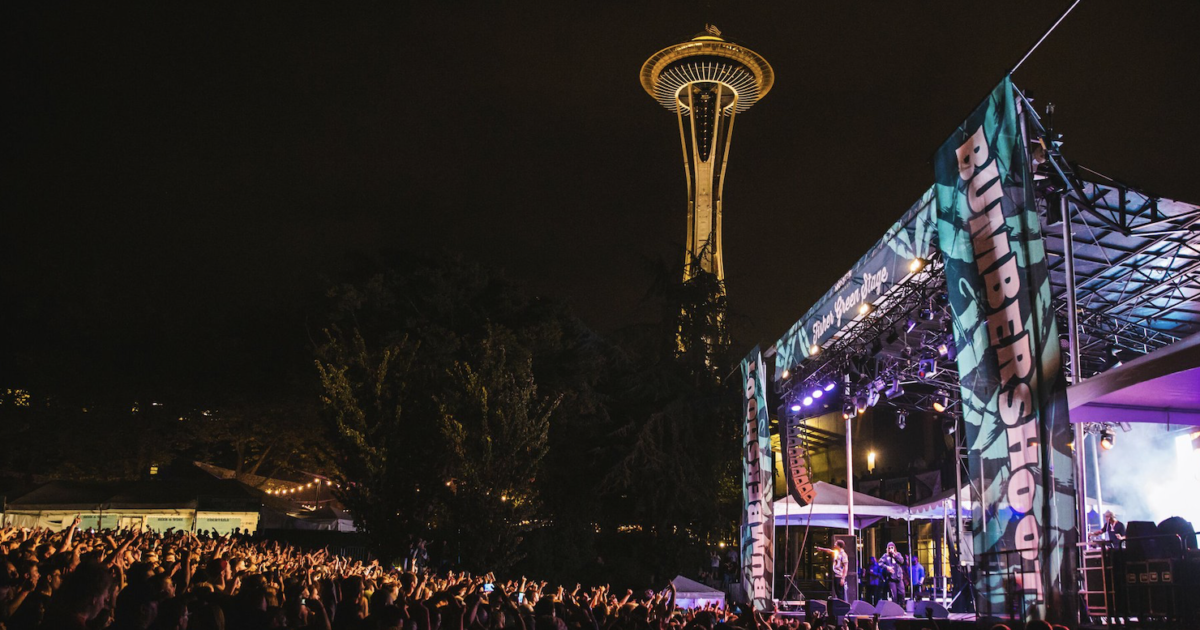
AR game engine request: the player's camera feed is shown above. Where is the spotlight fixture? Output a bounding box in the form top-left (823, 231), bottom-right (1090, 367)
top-left (842, 402), bottom-right (856, 420)
top-left (938, 342), bottom-right (949, 356)
top-left (919, 308), bottom-right (936, 322)
top-left (859, 303), bottom-right (875, 316)
top-left (885, 377), bottom-right (904, 399)
top-left (866, 389), bottom-right (881, 408)
top-left (811, 388), bottom-right (823, 399)
top-left (870, 338), bottom-right (884, 355)
top-left (932, 389), bottom-right (950, 413)
top-left (823, 381), bottom-right (838, 392)
top-left (790, 403), bottom-right (802, 412)
top-left (855, 394), bottom-right (868, 414)
top-left (1100, 428), bottom-right (1115, 450)
top-left (810, 344), bottom-right (821, 356)
top-left (917, 358), bottom-right (939, 380)
top-left (781, 369), bottom-right (790, 379)
top-left (896, 410), bottom-right (908, 430)
top-left (909, 258), bottom-right (927, 273)
top-left (905, 318), bottom-right (917, 333)
top-left (802, 396), bottom-right (813, 407)
top-left (871, 378), bottom-right (887, 394)
top-left (944, 337), bottom-right (958, 361)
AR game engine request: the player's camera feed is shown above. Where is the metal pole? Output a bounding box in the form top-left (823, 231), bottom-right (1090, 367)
top-left (1062, 194), bottom-right (1090, 542)
top-left (846, 415), bottom-right (855, 536)
top-left (1091, 433), bottom-right (1104, 521)
top-left (954, 427), bottom-right (965, 566)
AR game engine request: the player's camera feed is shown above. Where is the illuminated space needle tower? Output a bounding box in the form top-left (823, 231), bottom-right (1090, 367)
top-left (640, 25), bottom-right (773, 288)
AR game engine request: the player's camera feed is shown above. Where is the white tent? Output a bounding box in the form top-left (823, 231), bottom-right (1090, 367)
top-left (773, 481), bottom-right (909, 529)
top-left (670, 575), bottom-right (725, 609)
top-left (906, 486), bottom-right (1121, 520)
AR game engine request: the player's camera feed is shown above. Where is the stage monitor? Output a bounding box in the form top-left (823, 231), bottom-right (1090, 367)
top-left (913, 600), bottom-right (949, 619)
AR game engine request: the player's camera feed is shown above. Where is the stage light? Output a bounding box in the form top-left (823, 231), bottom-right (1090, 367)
top-left (859, 303), bottom-right (874, 316)
top-left (920, 308), bottom-right (936, 321)
top-left (855, 394), bottom-right (868, 414)
top-left (810, 344), bottom-right (821, 355)
top-left (905, 318), bottom-right (917, 333)
top-left (910, 258), bottom-right (927, 273)
top-left (1100, 428), bottom-right (1115, 450)
top-left (938, 342), bottom-right (949, 356)
top-left (896, 410), bottom-right (908, 430)
top-left (790, 403), bottom-right (802, 412)
top-left (866, 389), bottom-right (880, 408)
top-left (871, 378), bottom-right (887, 394)
top-left (885, 377), bottom-right (904, 399)
top-left (918, 358), bottom-right (939, 380)
top-left (932, 389), bottom-right (950, 413)
top-left (843, 402), bottom-right (856, 420)
top-left (824, 381), bottom-right (838, 392)
top-left (781, 369), bottom-right (790, 379)
top-left (802, 396), bottom-right (813, 407)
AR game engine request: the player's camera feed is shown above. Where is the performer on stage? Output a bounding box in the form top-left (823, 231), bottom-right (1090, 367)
top-left (1089, 510), bottom-right (1126, 548)
top-left (878, 542), bottom-right (907, 605)
top-left (815, 540), bottom-right (848, 600)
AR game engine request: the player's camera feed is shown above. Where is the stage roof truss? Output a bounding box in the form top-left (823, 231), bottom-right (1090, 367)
top-left (775, 85), bottom-right (1200, 409)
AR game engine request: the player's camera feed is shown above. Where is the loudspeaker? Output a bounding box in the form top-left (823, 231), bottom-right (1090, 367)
top-left (912, 600), bottom-right (948, 619)
top-left (828, 598), bottom-right (851, 621)
top-left (804, 599), bottom-right (827, 617)
top-left (1126, 521), bottom-right (1161, 560)
top-left (874, 600), bottom-right (906, 617)
top-left (1158, 516), bottom-right (1197, 552)
top-left (848, 600), bottom-right (875, 616)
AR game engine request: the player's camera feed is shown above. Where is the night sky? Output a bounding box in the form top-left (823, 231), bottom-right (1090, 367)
top-left (5, 3), bottom-right (1199, 399)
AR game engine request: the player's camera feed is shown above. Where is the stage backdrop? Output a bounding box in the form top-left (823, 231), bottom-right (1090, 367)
top-left (740, 347), bottom-right (774, 610)
top-left (933, 76), bottom-right (1077, 622)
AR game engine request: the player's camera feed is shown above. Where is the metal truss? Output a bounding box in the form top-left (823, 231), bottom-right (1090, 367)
top-left (1019, 90), bottom-right (1200, 380)
top-left (778, 254), bottom-right (961, 417)
top-left (777, 90), bottom-right (1200, 414)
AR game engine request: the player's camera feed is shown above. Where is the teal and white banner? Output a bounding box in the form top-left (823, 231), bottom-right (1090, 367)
top-left (774, 189), bottom-right (937, 380)
top-left (740, 347), bottom-right (774, 609)
top-left (933, 77), bottom-right (1076, 621)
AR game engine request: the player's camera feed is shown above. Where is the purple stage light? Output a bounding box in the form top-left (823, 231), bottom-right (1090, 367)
top-left (790, 403), bottom-right (802, 412)
top-left (812, 389), bottom-right (823, 399)
top-left (824, 381), bottom-right (837, 392)
top-left (802, 396), bottom-right (814, 407)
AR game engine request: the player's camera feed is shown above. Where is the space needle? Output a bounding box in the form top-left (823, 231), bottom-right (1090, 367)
top-left (640, 25), bottom-right (774, 289)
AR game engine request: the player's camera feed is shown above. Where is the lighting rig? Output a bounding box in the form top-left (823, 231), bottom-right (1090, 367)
top-left (778, 253), bottom-right (963, 426)
top-left (1021, 92), bottom-right (1200, 381)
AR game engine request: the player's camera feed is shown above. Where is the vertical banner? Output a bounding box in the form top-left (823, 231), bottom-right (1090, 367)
top-left (740, 347), bottom-right (774, 610)
top-left (933, 77), bottom-right (1076, 622)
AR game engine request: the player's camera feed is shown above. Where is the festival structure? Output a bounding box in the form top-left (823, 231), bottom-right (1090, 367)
top-left (734, 70), bottom-right (1200, 630)
top-left (640, 25), bottom-right (773, 287)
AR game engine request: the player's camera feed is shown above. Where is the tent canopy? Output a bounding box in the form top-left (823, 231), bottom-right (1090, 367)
top-left (774, 481), bottom-right (908, 529)
top-left (906, 485), bottom-right (1121, 520)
